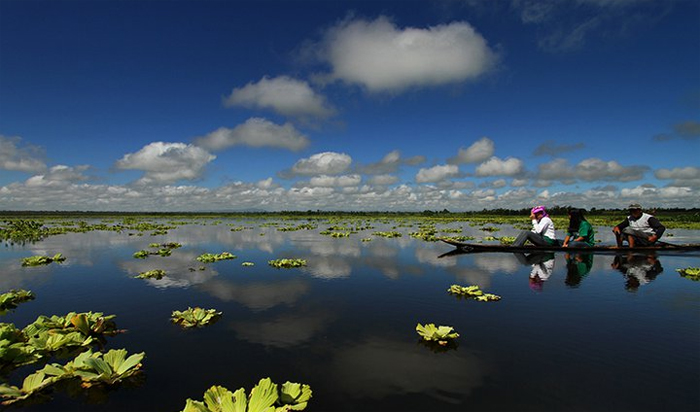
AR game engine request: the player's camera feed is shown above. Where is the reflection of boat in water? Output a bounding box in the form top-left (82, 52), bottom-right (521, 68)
top-left (439, 238), bottom-right (700, 256)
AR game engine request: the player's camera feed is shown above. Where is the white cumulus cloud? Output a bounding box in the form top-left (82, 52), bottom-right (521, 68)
top-left (450, 137), bottom-right (495, 164)
top-left (309, 174), bottom-right (361, 187)
top-left (289, 152), bottom-right (352, 176)
top-left (194, 118), bottom-right (309, 152)
top-left (416, 164), bottom-right (459, 183)
top-left (223, 76), bottom-right (335, 119)
top-left (315, 16), bottom-right (497, 92)
top-left (475, 156), bottom-right (524, 176)
top-left (0, 135), bottom-right (46, 172)
top-left (116, 142), bottom-right (216, 184)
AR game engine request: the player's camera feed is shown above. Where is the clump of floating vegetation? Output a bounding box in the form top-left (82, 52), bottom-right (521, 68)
top-left (415, 323), bottom-right (459, 346)
top-left (0, 290), bottom-right (35, 315)
top-left (676, 267), bottom-right (700, 281)
top-left (479, 226), bottom-right (501, 232)
top-left (196, 252), bottom-right (236, 263)
top-left (0, 220), bottom-right (48, 245)
top-left (135, 269), bottom-right (166, 280)
top-left (0, 311), bottom-right (122, 374)
top-left (499, 236), bottom-right (516, 245)
top-left (21, 253), bottom-right (66, 267)
top-left (241, 262), bottom-right (254, 266)
top-left (441, 235), bottom-right (475, 242)
top-left (268, 258), bottom-right (307, 269)
top-left (0, 348), bottom-right (145, 405)
top-left (278, 223), bottom-right (317, 232)
top-left (181, 377), bottom-right (312, 412)
top-left (448, 284), bottom-right (501, 302)
top-left (373, 231), bottom-right (402, 238)
top-left (133, 242), bottom-right (181, 259)
top-left (171, 307), bottom-right (221, 328)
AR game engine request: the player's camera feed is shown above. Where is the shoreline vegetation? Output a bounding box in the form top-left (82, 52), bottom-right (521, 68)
top-left (1, 208), bottom-right (698, 228)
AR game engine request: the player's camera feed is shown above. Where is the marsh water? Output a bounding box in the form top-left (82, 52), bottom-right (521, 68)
top-left (1, 217), bottom-right (699, 412)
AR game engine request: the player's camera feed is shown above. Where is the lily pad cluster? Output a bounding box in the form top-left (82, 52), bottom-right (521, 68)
top-left (171, 307), bottom-right (222, 328)
top-left (0, 348), bottom-right (145, 405)
top-left (21, 253), bottom-right (66, 267)
top-left (268, 258), bottom-right (307, 269)
top-left (448, 284), bottom-right (502, 302)
top-left (0, 290), bottom-right (35, 315)
top-left (196, 252), bottom-right (237, 263)
top-left (181, 377), bottom-right (312, 412)
top-left (676, 267), bottom-right (700, 281)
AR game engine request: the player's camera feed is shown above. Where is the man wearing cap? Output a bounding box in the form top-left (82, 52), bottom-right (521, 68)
top-left (612, 204), bottom-right (666, 247)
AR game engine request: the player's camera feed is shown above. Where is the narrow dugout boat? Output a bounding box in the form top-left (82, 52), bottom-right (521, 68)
top-left (439, 238), bottom-right (700, 254)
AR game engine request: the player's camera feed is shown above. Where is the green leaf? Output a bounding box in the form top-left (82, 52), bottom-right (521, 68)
top-left (70, 313), bottom-right (90, 335)
top-left (203, 385), bottom-right (235, 412)
top-left (231, 387), bottom-right (247, 412)
top-left (22, 371), bottom-right (47, 392)
top-left (248, 378), bottom-right (278, 412)
top-left (116, 352), bottom-right (144, 375)
top-left (182, 399), bottom-right (210, 412)
top-left (85, 356), bottom-right (112, 376)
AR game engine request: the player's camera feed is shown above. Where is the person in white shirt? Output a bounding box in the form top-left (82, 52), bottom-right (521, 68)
top-left (512, 206), bottom-right (558, 247)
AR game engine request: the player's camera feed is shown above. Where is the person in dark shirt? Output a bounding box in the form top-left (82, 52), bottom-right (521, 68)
top-left (612, 203), bottom-right (665, 247)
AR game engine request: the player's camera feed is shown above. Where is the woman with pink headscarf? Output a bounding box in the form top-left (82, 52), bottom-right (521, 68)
top-left (512, 206), bottom-right (558, 247)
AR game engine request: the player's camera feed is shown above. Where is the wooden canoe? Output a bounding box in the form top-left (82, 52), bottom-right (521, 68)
top-left (439, 238), bottom-right (700, 254)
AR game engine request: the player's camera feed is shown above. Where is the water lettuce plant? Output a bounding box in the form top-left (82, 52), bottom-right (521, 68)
top-left (268, 259), bottom-right (307, 269)
top-left (499, 236), bottom-right (516, 245)
top-left (135, 269), bottom-right (166, 280)
top-left (448, 284), bottom-right (501, 301)
top-left (196, 252), bottom-right (237, 263)
top-left (134, 242), bottom-right (182, 258)
top-left (677, 267), bottom-right (700, 281)
top-left (415, 323), bottom-right (459, 346)
top-left (0, 348), bottom-right (145, 405)
top-left (0, 290), bottom-right (35, 315)
top-left (0, 219), bottom-right (47, 244)
top-left (21, 253), bottom-right (66, 267)
top-left (181, 377), bottom-right (312, 412)
top-left (171, 307), bottom-right (222, 328)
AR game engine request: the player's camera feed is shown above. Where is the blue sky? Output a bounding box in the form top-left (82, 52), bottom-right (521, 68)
top-left (1, 0), bottom-right (698, 211)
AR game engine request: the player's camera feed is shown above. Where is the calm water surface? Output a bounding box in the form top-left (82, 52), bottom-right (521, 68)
top-left (1, 218), bottom-right (699, 412)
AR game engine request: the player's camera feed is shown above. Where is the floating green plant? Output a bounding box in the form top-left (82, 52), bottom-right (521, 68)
top-left (181, 377), bottom-right (312, 412)
top-left (241, 262), bottom-right (254, 266)
top-left (171, 307), bottom-right (221, 328)
top-left (415, 323), bottom-right (459, 345)
top-left (448, 284), bottom-right (501, 301)
top-left (268, 258), bottom-right (307, 268)
top-left (0, 348), bottom-right (145, 405)
top-left (0, 219), bottom-right (47, 244)
top-left (499, 236), bottom-right (516, 245)
top-left (21, 253), bottom-right (66, 267)
top-left (196, 252), bottom-right (237, 263)
top-left (677, 267), bottom-right (700, 281)
top-left (373, 231), bottom-right (402, 238)
top-left (135, 269), bottom-right (166, 280)
top-left (0, 290), bottom-right (35, 315)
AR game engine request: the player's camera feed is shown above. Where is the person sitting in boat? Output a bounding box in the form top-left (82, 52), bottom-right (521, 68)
top-left (512, 206), bottom-right (558, 247)
top-left (562, 208), bottom-right (595, 248)
top-left (612, 204), bottom-right (665, 247)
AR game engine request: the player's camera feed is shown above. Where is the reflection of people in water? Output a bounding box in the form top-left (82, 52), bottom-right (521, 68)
top-left (514, 252), bottom-right (555, 292)
top-left (611, 252), bottom-right (663, 291)
top-left (565, 252), bottom-right (594, 287)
